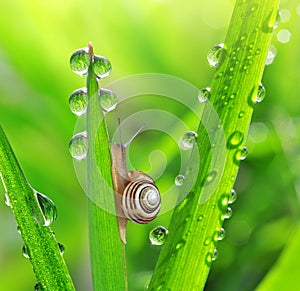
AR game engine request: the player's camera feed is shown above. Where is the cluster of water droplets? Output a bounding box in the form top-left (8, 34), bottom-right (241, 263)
top-left (69, 45), bottom-right (117, 161)
top-left (196, 42), bottom-right (226, 107)
top-left (265, 8), bottom-right (293, 66)
top-left (204, 188), bottom-right (239, 265)
top-left (1, 171), bottom-right (58, 230)
top-left (70, 47), bottom-right (112, 78)
top-left (23, 241), bottom-right (65, 260)
top-left (186, 5), bottom-right (288, 266)
top-left (172, 130), bottom-right (198, 190)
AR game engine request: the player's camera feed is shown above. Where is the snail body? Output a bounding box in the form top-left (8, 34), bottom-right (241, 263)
top-left (111, 121), bottom-right (161, 244)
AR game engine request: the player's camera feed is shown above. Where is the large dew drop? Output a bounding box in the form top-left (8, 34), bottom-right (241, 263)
top-left (69, 131), bottom-right (88, 160)
top-left (207, 43), bottom-right (226, 67)
top-left (69, 88), bottom-right (88, 116)
top-left (206, 249), bottom-right (219, 265)
top-left (214, 228), bottom-right (225, 242)
top-left (223, 207), bottom-right (232, 219)
top-left (99, 89), bottom-right (118, 112)
top-left (227, 131), bottom-right (244, 149)
top-left (70, 47), bottom-right (89, 75)
top-left (179, 131), bottom-right (197, 150)
top-left (33, 192), bottom-right (57, 226)
top-left (149, 226), bottom-right (168, 246)
top-left (58, 242), bottom-right (65, 255)
top-left (22, 245), bottom-right (30, 259)
top-left (198, 87), bottom-right (211, 103)
top-left (175, 174), bottom-right (185, 186)
top-left (93, 55), bottom-right (112, 79)
top-left (254, 83), bottom-right (266, 103)
top-left (228, 189), bottom-right (237, 204)
top-left (235, 147), bottom-right (248, 162)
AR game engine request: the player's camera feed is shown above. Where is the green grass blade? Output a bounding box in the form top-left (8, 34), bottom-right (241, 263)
top-left (85, 44), bottom-right (127, 290)
top-left (255, 225), bottom-right (300, 291)
top-left (0, 125), bottom-right (75, 290)
top-left (148, 1), bottom-right (279, 290)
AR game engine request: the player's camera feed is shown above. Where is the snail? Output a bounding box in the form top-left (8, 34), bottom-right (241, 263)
top-left (111, 119), bottom-right (161, 244)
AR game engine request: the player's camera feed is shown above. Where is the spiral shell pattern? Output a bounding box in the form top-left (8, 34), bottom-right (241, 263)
top-left (122, 179), bottom-right (161, 224)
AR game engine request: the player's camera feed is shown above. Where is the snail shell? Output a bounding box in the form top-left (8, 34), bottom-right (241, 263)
top-left (111, 125), bottom-right (161, 244)
top-left (122, 174), bottom-right (161, 224)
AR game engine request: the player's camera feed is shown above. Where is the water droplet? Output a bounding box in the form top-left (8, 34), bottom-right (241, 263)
top-left (228, 189), bottom-right (237, 205)
top-left (219, 194), bottom-right (229, 210)
top-left (175, 240), bottom-right (185, 251)
top-left (99, 89), bottom-right (118, 112)
top-left (70, 47), bottom-right (89, 75)
top-left (179, 131), bottom-right (197, 150)
top-left (17, 225), bottom-right (21, 234)
top-left (34, 282), bottom-right (43, 291)
top-left (33, 192), bottom-right (57, 226)
top-left (238, 111), bottom-right (245, 118)
top-left (262, 10), bottom-right (276, 33)
top-left (274, 10), bottom-right (281, 29)
top-left (223, 207), bottom-right (232, 219)
top-left (227, 131), bottom-right (244, 149)
top-left (206, 249), bottom-right (218, 265)
top-left (204, 236), bottom-right (211, 246)
top-left (4, 193), bottom-right (11, 207)
top-left (149, 226), bottom-right (168, 246)
top-left (69, 131), bottom-right (88, 160)
top-left (175, 174), bottom-right (185, 186)
top-left (212, 249), bottom-right (219, 261)
top-left (93, 55), bottom-right (112, 79)
top-left (207, 43), bottom-right (226, 67)
top-left (22, 245), bottom-right (30, 259)
top-left (198, 215), bottom-right (204, 221)
top-left (229, 93), bottom-right (236, 99)
top-left (69, 88), bottom-right (88, 116)
top-left (204, 171), bottom-right (217, 185)
top-left (58, 242), bottom-right (65, 255)
top-left (235, 147), bottom-right (248, 161)
top-left (214, 228), bottom-right (225, 242)
top-left (198, 87), bottom-right (211, 103)
top-left (253, 83), bottom-right (265, 103)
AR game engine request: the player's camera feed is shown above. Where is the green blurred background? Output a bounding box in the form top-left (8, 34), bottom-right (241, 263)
top-left (0, 0), bottom-right (300, 290)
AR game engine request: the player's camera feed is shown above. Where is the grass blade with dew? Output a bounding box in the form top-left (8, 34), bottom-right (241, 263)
top-left (148, 0), bottom-right (279, 289)
top-left (0, 126), bottom-right (75, 290)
